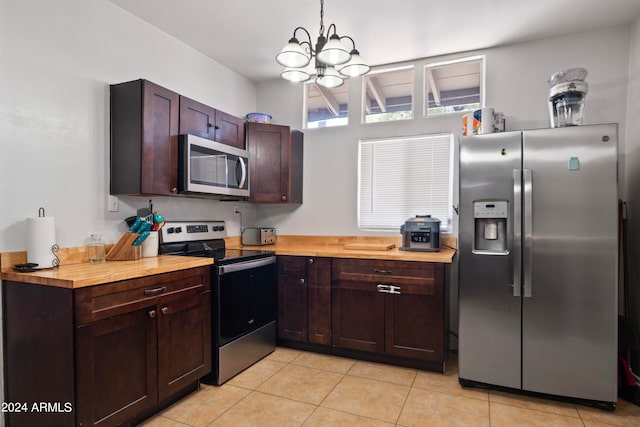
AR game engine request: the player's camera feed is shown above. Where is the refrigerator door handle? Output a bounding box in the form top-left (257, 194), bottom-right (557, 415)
top-left (523, 169), bottom-right (533, 298)
top-left (512, 169), bottom-right (522, 297)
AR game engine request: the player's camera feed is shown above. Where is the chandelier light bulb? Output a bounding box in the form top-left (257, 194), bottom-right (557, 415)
top-left (338, 50), bottom-right (371, 77)
top-left (316, 34), bottom-right (351, 66)
top-left (276, 37), bottom-right (311, 68)
top-left (281, 67), bottom-right (311, 83)
top-left (316, 66), bottom-right (344, 88)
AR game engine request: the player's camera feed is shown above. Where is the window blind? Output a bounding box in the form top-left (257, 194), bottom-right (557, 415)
top-left (358, 134), bottom-right (453, 230)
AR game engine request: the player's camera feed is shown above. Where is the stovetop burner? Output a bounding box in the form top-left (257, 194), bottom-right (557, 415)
top-left (157, 220), bottom-right (274, 264)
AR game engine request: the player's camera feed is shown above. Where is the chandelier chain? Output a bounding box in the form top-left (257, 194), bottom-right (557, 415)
top-left (319, 0), bottom-right (325, 36)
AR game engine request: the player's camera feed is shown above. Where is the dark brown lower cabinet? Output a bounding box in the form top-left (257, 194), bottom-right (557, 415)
top-left (76, 308), bottom-right (158, 426)
top-left (331, 258), bottom-right (445, 370)
top-left (277, 256), bottom-right (331, 345)
top-left (276, 256), bottom-right (447, 372)
top-left (3, 266), bottom-right (211, 427)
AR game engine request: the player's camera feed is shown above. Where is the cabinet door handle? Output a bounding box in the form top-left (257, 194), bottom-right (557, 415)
top-left (374, 269), bottom-right (392, 274)
top-left (161, 306), bottom-right (169, 315)
top-left (148, 310), bottom-right (157, 318)
top-left (377, 284), bottom-right (390, 293)
top-left (281, 195), bottom-right (287, 202)
top-left (144, 286), bottom-right (166, 296)
top-left (298, 278), bottom-right (305, 284)
top-left (308, 258), bottom-right (314, 264)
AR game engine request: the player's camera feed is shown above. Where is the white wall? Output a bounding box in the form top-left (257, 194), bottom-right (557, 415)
top-left (624, 15), bottom-right (640, 350)
top-left (255, 26), bottom-right (631, 236)
top-left (0, 0), bottom-right (259, 253)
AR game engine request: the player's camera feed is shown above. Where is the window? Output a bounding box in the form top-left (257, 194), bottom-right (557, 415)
top-left (305, 81), bottom-right (349, 128)
top-left (363, 66), bottom-right (414, 123)
top-left (358, 134), bottom-right (453, 231)
top-left (425, 56), bottom-right (483, 116)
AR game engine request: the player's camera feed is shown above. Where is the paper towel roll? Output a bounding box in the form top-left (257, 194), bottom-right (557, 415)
top-left (26, 217), bottom-right (58, 269)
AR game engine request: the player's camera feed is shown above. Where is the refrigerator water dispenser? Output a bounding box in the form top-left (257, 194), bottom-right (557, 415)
top-left (473, 201), bottom-right (508, 254)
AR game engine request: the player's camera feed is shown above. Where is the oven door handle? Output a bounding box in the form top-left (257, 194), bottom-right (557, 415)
top-left (217, 256), bottom-right (276, 275)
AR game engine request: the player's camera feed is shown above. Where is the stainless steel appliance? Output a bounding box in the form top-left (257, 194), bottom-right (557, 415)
top-left (458, 124), bottom-right (618, 409)
top-left (242, 227), bottom-right (277, 246)
top-left (159, 220), bottom-right (276, 385)
top-left (400, 215), bottom-right (441, 252)
top-left (178, 134), bottom-right (249, 198)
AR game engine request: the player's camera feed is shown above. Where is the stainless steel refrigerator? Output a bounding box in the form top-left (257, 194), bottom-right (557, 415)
top-left (458, 124), bottom-right (618, 409)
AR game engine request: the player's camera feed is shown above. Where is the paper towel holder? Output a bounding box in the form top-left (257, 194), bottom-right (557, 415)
top-left (38, 207), bottom-right (60, 267)
top-left (24, 206), bottom-right (60, 270)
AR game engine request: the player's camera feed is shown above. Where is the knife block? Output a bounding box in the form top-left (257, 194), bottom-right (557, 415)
top-left (106, 232), bottom-right (142, 261)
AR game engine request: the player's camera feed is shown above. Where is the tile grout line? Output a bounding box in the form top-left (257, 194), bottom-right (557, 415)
top-left (202, 351), bottom-right (296, 427)
top-left (393, 371), bottom-right (419, 426)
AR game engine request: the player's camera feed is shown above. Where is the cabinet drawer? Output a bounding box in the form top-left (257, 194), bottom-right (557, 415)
top-left (278, 256), bottom-right (307, 275)
top-left (75, 267), bottom-right (210, 325)
top-left (332, 258), bottom-right (437, 286)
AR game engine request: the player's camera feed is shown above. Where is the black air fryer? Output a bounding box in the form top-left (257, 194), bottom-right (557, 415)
top-left (399, 215), bottom-right (441, 252)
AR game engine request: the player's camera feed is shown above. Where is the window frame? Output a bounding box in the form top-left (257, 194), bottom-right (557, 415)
top-left (357, 133), bottom-right (455, 232)
top-left (361, 65), bottom-right (415, 124)
top-left (303, 80), bottom-right (350, 129)
top-left (423, 55), bottom-right (486, 118)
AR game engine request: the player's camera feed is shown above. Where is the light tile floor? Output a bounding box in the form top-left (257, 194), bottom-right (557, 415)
top-left (141, 347), bottom-right (640, 426)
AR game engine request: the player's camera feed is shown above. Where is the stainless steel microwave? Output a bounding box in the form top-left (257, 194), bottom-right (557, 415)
top-left (178, 134), bottom-right (249, 198)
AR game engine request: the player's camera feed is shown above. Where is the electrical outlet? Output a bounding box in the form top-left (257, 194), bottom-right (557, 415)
top-left (108, 195), bottom-right (119, 212)
top-left (234, 206), bottom-right (241, 215)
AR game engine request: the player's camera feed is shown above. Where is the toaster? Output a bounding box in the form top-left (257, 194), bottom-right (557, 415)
top-left (400, 215), bottom-right (441, 252)
top-left (241, 227), bottom-right (277, 245)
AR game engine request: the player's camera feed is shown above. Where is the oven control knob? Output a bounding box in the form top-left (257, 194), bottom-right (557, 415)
top-left (167, 227), bottom-right (174, 234)
top-left (175, 227), bottom-right (182, 233)
top-left (213, 226), bottom-right (220, 231)
top-left (219, 225), bottom-right (225, 231)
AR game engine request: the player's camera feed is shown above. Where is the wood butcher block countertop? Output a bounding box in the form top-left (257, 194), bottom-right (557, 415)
top-left (0, 252), bottom-right (213, 289)
top-left (226, 235), bottom-right (457, 263)
top-left (0, 235), bottom-right (454, 289)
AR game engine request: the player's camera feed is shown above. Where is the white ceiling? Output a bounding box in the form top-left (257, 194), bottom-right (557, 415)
top-left (109, 0), bottom-right (640, 83)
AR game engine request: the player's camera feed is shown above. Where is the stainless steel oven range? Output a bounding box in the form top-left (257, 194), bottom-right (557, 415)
top-left (159, 220), bottom-right (276, 385)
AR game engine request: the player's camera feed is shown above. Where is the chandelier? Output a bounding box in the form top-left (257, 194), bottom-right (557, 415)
top-left (275, 0), bottom-right (371, 88)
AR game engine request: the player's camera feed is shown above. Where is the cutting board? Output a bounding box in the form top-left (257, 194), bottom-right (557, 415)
top-left (343, 243), bottom-right (396, 251)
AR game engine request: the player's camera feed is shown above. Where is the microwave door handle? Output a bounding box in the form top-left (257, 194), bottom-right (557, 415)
top-left (236, 157), bottom-right (247, 189)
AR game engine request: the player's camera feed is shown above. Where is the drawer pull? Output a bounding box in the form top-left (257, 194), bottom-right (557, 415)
top-left (161, 306), bottom-right (169, 315)
top-left (377, 284), bottom-right (391, 293)
top-left (144, 286), bottom-right (167, 296)
top-left (148, 310), bottom-right (157, 318)
top-left (377, 284), bottom-right (401, 294)
top-left (389, 285), bottom-right (402, 295)
top-left (374, 269), bottom-right (392, 274)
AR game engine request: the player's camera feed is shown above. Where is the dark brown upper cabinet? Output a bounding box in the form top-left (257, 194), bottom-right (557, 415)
top-left (247, 123), bottom-right (303, 204)
top-left (179, 96), bottom-right (246, 149)
top-left (110, 79), bottom-right (180, 196)
top-left (110, 79), bottom-right (247, 197)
